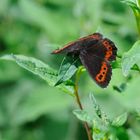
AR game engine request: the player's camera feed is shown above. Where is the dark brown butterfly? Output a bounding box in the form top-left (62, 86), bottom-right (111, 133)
top-left (52, 33), bottom-right (117, 88)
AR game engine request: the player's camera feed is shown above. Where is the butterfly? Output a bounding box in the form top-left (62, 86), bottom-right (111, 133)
top-left (52, 33), bottom-right (117, 88)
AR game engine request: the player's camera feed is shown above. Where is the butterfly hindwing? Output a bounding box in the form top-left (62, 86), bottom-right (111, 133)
top-left (79, 50), bottom-right (112, 88)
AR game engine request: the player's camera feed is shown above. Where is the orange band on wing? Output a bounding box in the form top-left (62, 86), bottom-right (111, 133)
top-left (95, 62), bottom-right (108, 82)
top-left (102, 40), bottom-right (113, 60)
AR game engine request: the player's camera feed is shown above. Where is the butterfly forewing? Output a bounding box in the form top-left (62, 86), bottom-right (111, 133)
top-left (85, 41), bottom-right (107, 60)
top-left (102, 38), bottom-right (117, 61)
top-left (85, 38), bottom-right (117, 61)
top-left (52, 33), bottom-right (103, 54)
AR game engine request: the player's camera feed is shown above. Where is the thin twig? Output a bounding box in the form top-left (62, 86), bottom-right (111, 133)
top-left (74, 67), bottom-right (93, 140)
top-left (132, 8), bottom-right (140, 37)
top-left (136, 0), bottom-right (140, 8)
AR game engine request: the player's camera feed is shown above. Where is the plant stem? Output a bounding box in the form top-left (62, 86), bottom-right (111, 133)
top-left (131, 1), bottom-right (140, 37)
top-left (136, 0), bottom-right (140, 8)
top-left (134, 11), bottom-right (140, 37)
top-left (74, 67), bottom-right (93, 140)
top-left (132, 0), bottom-right (140, 37)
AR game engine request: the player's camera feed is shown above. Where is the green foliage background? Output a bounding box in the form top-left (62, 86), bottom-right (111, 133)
top-left (0, 0), bottom-right (140, 140)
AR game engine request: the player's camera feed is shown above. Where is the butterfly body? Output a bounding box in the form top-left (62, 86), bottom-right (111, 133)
top-left (52, 33), bottom-right (117, 88)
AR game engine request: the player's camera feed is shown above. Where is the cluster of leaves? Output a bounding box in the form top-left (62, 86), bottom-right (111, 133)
top-left (122, 0), bottom-right (140, 35)
top-left (73, 94), bottom-right (128, 140)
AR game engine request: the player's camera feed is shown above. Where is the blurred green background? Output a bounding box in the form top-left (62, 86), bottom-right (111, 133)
top-left (0, 0), bottom-right (140, 140)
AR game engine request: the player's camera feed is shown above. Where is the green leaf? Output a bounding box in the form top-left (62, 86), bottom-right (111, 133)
top-left (113, 83), bottom-right (127, 93)
top-left (122, 40), bottom-right (140, 76)
top-left (112, 113), bottom-right (127, 127)
top-left (55, 58), bottom-right (77, 86)
top-left (0, 54), bottom-right (74, 95)
top-left (73, 109), bottom-right (92, 124)
top-left (90, 94), bottom-right (110, 124)
top-left (1, 54), bottom-right (57, 85)
top-left (122, 0), bottom-right (140, 11)
top-left (111, 59), bottom-right (121, 69)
